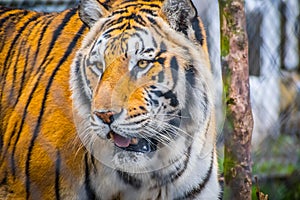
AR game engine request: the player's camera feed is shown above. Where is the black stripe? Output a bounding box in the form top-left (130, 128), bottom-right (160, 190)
top-left (121, 2), bottom-right (161, 10)
top-left (139, 106), bottom-right (146, 111)
top-left (157, 71), bottom-right (164, 83)
top-left (0, 9), bottom-right (27, 26)
top-left (0, 11), bottom-right (29, 121)
top-left (152, 36), bottom-right (158, 48)
top-left (139, 8), bottom-right (157, 16)
top-left (10, 13), bottom-right (53, 109)
top-left (0, 131), bottom-right (3, 155)
top-left (204, 117), bottom-right (211, 137)
top-left (117, 170), bottom-right (142, 189)
top-left (148, 18), bottom-right (163, 37)
top-left (174, 151), bottom-right (214, 200)
top-left (73, 53), bottom-right (93, 105)
top-left (185, 65), bottom-right (196, 88)
top-left (13, 45), bottom-right (31, 107)
top-left (90, 154), bottom-right (98, 174)
top-left (111, 9), bottom-right (128, 15)
top-left (107, 13), bottom-right (147, 27)
top-left (151, 90), bottom-right (163, 97)
top-left (84, 153), bottom-right (97, 199)
top-left (201, 83), bottom-right (209, 120)
top-left (55, 151), bottom-right (61, 200)
top-left (151, 146), bottom-right (191, 188)
top-left (9, 39), bottom-right (24, 100)
top-left (0, 7), bottom-right (12, 15)
top-left (25, 22), bottom-right (86, 200)
top-left (170, 56), bottom-right (179, 89)
top-left (36, 9), bottom-right (77, 76)
top-left (120, 0), bottom-right (138, 4)
top-left (0, 171), bottom-right (7, 187)
top-left (147, 16), bottom-right (157, 25)
top-left (0, 10), bottom-right (28, 52)
top-left (9, 57), bottom-right (53, 178)
top-left (131, 32), bottom-right (145, 52)
top-left (145, 4), bottom-right (161, 9)
top-left (160, 42), bottom-right (167, 52)
top-left (156, 189), bottom-right (162, 200)
top-left (10, 13), bottom-right (44, 101)
top-left (101, 0), bottom-right (110, 10)
top-left (123, 118), bottom-right (148, 126)
top-left (191, 17), bottom-right (204, 46)
top-left (164, 90), bottom-right (179, 107)
top-left (10, 12), bottom-right (47, 101)
top-left (133, 14), bottom-right (147, 26)
top-left (171, 146), bottom-right (191, 181)
top-left (105, 15), bottom-right (127, 27)
top-left (0, 11), bottom-right (38, 79)
top-left (155, 57), bottom-right (165, 65)
top-left (0, 12), bottom-right (40, 115)
top-left (148, 93), bottom-right (159, 107)
top-left (102, 23), bottom-right (126, 36)
top-left (82, 55), bottom-right (92, 95)
top-left (31, 14), bottom-right (55, 74)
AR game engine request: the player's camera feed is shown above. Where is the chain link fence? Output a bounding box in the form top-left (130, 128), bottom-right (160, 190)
top-left (246, 0), bottom-right (300, 144)
top-left (245, 1), bottom-right (300, 198)
top-left (0, 0), bottom-right (79, 12)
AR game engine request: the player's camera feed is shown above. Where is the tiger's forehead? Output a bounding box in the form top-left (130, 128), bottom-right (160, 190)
top-left (109, 0), bottom-right (163, 12)
top-left (89, 1), bottom-right (172, 64)
top-left (100, 27), bottom-right (162, 65)
top-left (100, 1), bottom-right (163, 36)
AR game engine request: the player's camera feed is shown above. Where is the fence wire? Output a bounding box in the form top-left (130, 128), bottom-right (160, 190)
top-left (246, 0), bottom-right (300, 147)
top-left (0, 0), bottom-right (79, 12)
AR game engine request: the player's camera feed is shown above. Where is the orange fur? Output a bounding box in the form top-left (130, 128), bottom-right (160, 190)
top-left (0, 7), bottom-right (88, 198)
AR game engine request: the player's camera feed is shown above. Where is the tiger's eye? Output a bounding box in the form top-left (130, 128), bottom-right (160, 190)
top-left (137, 60), bottom-right (149, 68)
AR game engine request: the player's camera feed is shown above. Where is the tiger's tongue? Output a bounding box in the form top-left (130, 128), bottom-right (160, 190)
top-left (113, 134), bottom-right (131, 148)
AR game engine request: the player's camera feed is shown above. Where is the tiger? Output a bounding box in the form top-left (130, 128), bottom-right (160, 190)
top-left (0, 0), bottom-right (220, 199)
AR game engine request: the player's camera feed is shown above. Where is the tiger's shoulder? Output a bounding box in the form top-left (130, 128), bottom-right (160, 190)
top-left (0, 6), bottom-right (89, 199)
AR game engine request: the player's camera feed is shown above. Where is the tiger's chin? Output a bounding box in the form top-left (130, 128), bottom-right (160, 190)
top-left (107, 131), bottom-right (164, 173)
top-left (108, 131), bottom-right (158, 153)
top-left (91, 130), bottom-right (187, 174)
top-left (112, 150), bottom-right (155, 173)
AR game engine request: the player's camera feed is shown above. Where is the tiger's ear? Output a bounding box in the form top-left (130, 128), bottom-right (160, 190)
top-left (162, 0), bottom-right (197, 35)
top-left (79, 0), bottom-right (110, 27)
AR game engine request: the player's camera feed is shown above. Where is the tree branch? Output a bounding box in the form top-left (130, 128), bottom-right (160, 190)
top-left (219, 0), bottom-right (253, 199)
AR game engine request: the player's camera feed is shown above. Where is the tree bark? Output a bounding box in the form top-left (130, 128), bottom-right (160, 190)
top-left (219, 0), bottom-right (253, 199)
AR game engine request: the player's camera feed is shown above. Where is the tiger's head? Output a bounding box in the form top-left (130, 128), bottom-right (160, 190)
top-left (71, 0), bottom-right (214, 173)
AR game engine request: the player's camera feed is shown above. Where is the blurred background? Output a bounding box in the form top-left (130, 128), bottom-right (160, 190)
top-left (0, 0), bottom-right (79, 12)
top-left (245, 1), bottom-right (300, 199)
top-left (0, 0), bottom-right (299, 199)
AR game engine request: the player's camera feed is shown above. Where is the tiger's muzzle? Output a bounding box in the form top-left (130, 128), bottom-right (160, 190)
top-left (94, 110), bottom-right (158, 153)
top-left (107, 131), bottom-right (158, 153)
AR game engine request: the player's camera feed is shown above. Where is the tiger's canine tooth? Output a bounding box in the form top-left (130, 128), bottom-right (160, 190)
top-left (131, 137), bottom-right (139, 145)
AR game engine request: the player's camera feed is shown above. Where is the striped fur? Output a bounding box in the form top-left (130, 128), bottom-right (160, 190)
top-left (0, 0), bottom-right (220, 199)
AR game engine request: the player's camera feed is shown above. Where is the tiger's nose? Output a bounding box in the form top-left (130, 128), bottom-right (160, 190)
top-left (94, 111), bottom-right (115, 124)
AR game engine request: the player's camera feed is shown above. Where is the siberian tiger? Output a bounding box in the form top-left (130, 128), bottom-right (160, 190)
top-left (0, 0), bottom-right (220, 199)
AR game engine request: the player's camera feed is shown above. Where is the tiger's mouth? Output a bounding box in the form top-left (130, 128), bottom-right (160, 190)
top-left (108, 131), bottom-right (158, 153)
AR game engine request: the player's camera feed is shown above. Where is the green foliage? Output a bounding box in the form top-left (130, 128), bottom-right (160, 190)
top-left (251, 135), bottom-right (300, 200)
top-left (221, 35), bottom-right (230, 57)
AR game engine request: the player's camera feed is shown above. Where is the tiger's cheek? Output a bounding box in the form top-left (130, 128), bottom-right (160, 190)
top-left (85, 65), bottom-right (100, 94)
top-left (126, 88), bottom-right (148, 118)
top-left (145, 64), bottom-right (164, 83)
top-left (91, 57), bottom-right (129, 111)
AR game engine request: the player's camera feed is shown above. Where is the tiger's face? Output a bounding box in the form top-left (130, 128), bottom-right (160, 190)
top-left (71, 0), bottom-right (212, 173)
